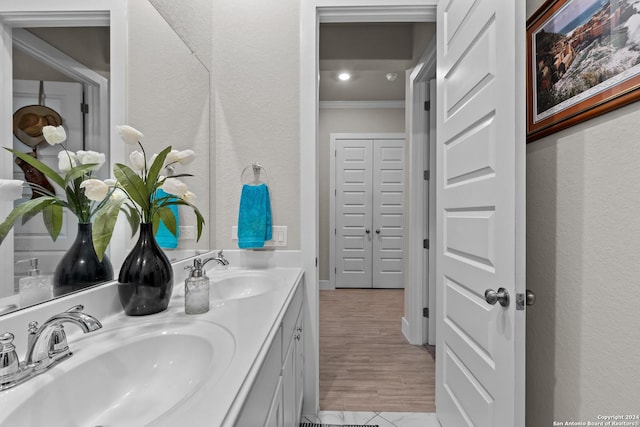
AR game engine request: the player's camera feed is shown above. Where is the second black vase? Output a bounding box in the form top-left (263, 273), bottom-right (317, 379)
top-left (118, 223), bottom-right (173, 316)
top-left (53, 222), bottom-right (114, 297)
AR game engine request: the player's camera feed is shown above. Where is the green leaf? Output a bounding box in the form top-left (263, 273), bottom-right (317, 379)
top-left (155, 206), bottom-right (177, 237)
top-left (152, 213), bottom-right (160, 236)
top-left (92, 199), bottom-right (125, 261)
top-left (146, 146), bottom-right (172, 194)
top-left (121, 204), bottom-right (140, 238)
top-left (42, 204), bottom-right (63, 241)
top-left (113, 163), bottom-right (149, 213)
top-left (0, 197), bottom-right (57, 244)
top-left (6, 148), bottom-right (65, 188)
top-left (64, 163), bottom-right (97, 186)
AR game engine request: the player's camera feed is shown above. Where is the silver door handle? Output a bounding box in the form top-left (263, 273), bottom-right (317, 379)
top-left (484, 288), bottom-right (509, 307)
top-left (365, 229), bottom-right (370, 234)
top-left (526, 289), bottom-right (535, 306)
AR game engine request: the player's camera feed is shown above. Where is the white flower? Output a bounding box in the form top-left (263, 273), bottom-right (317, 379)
top-left (42, 125), bottom-right (67, 145)
top-left (109, 188), bottom-right (126, 202)
top-left (182, 191), bottom-right (196, 204)
top-left (165, 149), bottom-right (195, 166)
top-left (161, 178), bottom-right (188, 198)
top-left (116, 125), bottom-right (143, 145)
top-left (80, 179), bottom-right (109, 201)
top-left (76, 150), bottom-right (105, 170)
top-left (58, 151), bottom-right (78, 173)
top-left (104, 178), bottom-right (117, 187)
top-left (129, 150), bottom-right (146, 171)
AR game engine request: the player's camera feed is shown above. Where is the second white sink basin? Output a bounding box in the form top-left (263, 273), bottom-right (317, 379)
top-left (211, 272), bottom-right (279, 300)
top-left (0, 320), bottom-right (235, 427)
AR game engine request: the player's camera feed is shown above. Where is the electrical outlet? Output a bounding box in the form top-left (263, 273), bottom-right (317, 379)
top-left (179, 226), bottom-right (195, 240)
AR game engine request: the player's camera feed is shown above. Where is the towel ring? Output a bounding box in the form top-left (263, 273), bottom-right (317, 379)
top-left (240, 162), bottom-right (269, 185)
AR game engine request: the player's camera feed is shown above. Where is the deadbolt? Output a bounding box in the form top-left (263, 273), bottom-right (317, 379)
top-left (526, 289), bottom-right (535, 306)
top-left (484, 288), bottom-right (510, 307)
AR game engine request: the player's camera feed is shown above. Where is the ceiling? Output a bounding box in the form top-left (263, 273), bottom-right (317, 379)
top-left (319, 22), bottom-right (435, 102)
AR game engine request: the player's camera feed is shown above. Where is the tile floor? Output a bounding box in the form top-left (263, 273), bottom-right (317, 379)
top-left (301, 410), bottom-right (440, 427)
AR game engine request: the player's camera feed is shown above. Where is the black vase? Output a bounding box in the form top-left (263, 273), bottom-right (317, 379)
top-left (53, 223), bottom-right (114, 297)
top-left (118, 223), bottom-right (173, 316)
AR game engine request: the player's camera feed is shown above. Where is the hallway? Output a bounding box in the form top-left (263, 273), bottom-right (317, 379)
top-left (319, 289), bottom-right (435, 412)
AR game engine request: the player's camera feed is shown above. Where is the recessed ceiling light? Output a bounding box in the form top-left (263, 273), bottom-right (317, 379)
top-left (338, 72), bottom-right (351, 81)
top-left (386, 72), bottom-right (398, 82)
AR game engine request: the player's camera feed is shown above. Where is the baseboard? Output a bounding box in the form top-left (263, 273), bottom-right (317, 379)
top-left (401, 316), bottom-right (411, 343)
top-left (319, 280), bottom-right (334, 290)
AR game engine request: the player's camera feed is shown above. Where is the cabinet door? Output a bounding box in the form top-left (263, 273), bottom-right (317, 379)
top-left (372, 139), bottom-right (405, 288)
top-left (282, 338), bottom-right (296, 427)
top-left (264, 377), bottom-right (283, 427)
top-left (294, 309), bottom-right (304, 419)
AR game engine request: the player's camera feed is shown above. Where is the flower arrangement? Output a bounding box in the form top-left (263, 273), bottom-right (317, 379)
top-left (0, 125), bottom-right (111, 250)
top-left (0, 124), bottom-right (204, 261)
top-left (95, 125), bottom-right (205, 251)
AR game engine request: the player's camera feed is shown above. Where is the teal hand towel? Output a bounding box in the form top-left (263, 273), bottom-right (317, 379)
top-left (154, 188), bottom-right (180, 249)
top-left (238, 183), bottom-right (272, 249)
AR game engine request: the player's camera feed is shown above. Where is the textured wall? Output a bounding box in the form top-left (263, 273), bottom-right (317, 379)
top-left (127, 0), bottom-right (210, 251)
top-left (318, 107), bottom-right (406, 280)
top-left (212, 0), bottom-right (300, 250)
top-left (526, 1), bottom-right (640, 424)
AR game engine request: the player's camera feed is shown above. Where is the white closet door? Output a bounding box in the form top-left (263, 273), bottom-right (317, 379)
top-left (335, 139), bottom-right (373, 288)
top-left (372, 138), bottom-right (405, 289)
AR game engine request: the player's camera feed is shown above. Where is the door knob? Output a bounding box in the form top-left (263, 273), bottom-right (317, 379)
top-left (484, 287), bottom-right (509, 307)
top-left (526, 289), bottom-right (535, 306)
top-left (365, 229), bottom-right (370, 234)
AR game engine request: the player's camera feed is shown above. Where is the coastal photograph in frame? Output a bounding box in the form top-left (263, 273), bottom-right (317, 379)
top-left (527, 0), bottom-right (640, 142)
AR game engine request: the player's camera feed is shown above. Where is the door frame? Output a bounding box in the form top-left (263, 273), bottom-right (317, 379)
top-left (329, 132), bottom-right (405, 290)
top-left (300, 0), bottom-right (437, 416)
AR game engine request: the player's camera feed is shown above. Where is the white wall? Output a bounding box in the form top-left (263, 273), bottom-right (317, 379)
top-left (127, 0), bottom-right (210, 251)
top-left (526, 1), bottom-right (640, 425)
top-left (212, 0), bottom-right (300, 250)
top-left (318, 107), bottom-right (405, 280)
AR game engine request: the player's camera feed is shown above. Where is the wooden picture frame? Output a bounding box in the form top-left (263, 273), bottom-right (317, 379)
top-left (527, 0), bottom-right (640, 142)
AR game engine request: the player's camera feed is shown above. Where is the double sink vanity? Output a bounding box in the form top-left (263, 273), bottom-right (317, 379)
top-left (0, 251), bottom-right (305, 427)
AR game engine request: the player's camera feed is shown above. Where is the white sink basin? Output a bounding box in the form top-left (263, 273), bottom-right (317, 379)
top-left (211, 272), bottom-right (279, 300)
top-left (1, 320), bottom-right (235, 427)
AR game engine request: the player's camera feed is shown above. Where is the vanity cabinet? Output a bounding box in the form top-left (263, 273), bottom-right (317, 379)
top-left (234, 283), bottom-right (304, 427)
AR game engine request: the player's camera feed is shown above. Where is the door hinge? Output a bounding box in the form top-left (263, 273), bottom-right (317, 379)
top-left (315, 257), bottom-right (318, 267)
top-left (423, 307), bottom-right (429, 318)
top-left (334, 228), bottom-right (336, 235)
top-left (80, 103), bottom-right (89, 114)
top-left (424, 170), bottom-right (430, 181)
top-left (424, 101), bottom-right (430, 111)
top-left (423, 239), bottom-right (429, 249)
top-left (335, 149), bottom-right (337, 157)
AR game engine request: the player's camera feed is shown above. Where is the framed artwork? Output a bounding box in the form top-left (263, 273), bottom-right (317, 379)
top-left (527, 0), bottom-right (640, 142)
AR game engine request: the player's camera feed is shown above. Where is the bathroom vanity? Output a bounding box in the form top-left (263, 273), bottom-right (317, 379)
top-left (0, 251), bottom-right (305, 427)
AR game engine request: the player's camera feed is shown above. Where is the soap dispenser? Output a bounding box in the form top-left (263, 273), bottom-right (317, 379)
top-left (184, 258), bottom-right (212, 314)
top-left (18, 258), bottom-right (53, 307)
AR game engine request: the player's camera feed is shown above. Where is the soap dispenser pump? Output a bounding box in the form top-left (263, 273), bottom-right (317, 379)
top-left (184, 258), bottom-right (212, 314)
top-left (18, 258), bottom-right (53, 307)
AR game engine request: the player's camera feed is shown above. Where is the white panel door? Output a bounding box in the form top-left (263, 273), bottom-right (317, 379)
top-left (372, 139), bottom-right (405, 289)
top-left (13, 80), bottom-right (84, 285)
top-left (335, 139), bottom-right (373, 288)
top-left (436, 0), bottom-right (525, 426)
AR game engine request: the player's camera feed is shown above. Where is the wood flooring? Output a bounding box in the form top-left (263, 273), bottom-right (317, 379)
top-left (319, 289), bottom-right (436, 412)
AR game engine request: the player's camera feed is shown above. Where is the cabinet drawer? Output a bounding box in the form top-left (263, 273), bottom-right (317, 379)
top-left (282, 282), bottom-right (303, 355)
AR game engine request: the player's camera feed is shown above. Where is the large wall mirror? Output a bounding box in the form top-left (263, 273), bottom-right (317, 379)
top-left (0, 0), bottom-right (211, 316)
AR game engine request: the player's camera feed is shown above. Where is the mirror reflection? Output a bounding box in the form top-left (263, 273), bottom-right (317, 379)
top-left (0, 1), bottom-right (211, 316)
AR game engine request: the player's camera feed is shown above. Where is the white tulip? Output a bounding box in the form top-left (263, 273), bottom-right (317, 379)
top-left (129, 150), bottom-right (146, 171)
top-left (104, 178), bottom-right (117, 187)
top-left (80, 179), bottom-right (109, 201)
top-left (161, 178), bottom-right (188, 198)
top-left (183, 191), bottom-right (197, 204)
top-left (42, 125), bottom-right (67, 145)
top-left (76, 150), bottom-right (106, 170)
top-left (58, 151), bottom-right (78, 173)
top-left (176, 149), bottom-right (195, 165)
top-left (116, 125), bottom-right (143, 145)
top-left (165, 150), bottom-right (180, 165)
top-left (109, 188), bottom-right (126, 202)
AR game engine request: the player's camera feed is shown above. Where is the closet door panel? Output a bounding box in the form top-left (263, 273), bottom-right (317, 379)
top-left (372, 139), bottom-right (405, 289)
top-left (335, 139), bottom-right (373, 288)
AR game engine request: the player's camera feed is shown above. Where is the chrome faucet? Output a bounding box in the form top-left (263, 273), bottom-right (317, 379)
top-left (188, 250), bottom-right (229, 270)
top-left (0, 305), bottom-right (101, 391)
